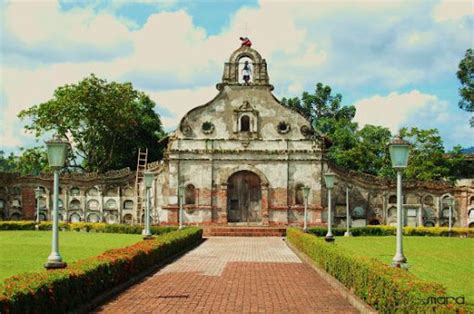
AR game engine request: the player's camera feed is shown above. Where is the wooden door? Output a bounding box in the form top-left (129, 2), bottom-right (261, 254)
top-left (227, 171), bottom-right (261, 223)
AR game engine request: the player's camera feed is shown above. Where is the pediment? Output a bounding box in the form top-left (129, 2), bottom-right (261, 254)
top-left (237, 101), bottom-right (256, 112)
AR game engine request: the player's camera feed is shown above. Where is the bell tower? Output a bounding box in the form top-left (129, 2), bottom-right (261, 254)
top-left (217, 44), bottom-right (273, 90)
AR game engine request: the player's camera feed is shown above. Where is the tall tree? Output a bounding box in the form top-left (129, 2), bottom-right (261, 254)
top-left (282, 82), bottom-right (358, 167)
top-left (457, 48), bottom-right (474, 126)
top-left (15, 146), bottom-right (50, 175)
top-left (329, 125), bottom-right (393, 177)
top-left (0, 151), bottom-right (18, 172)
top-left (18, 74), bottom-right (165, 173)
top-left (283, 84), bottom-right (468, 182)
top-left (282, 82), bottom-right (356, 135)
top-left (400, 127), bottom-right (455, 181)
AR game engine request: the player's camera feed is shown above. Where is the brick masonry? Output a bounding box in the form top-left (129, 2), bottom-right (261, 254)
top-left (96, 238), bottom-right (357, 313)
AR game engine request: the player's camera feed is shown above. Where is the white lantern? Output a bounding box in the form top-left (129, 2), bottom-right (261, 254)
top-left (324, 172), bottom-right (335, 189)
top-left (389, 135), bottom-right (410, 169)
top-left (144, 171), bottom-right (154, 189)
top-left (45, 134), bottom-right (68, 168)
top-left (303, 186), bottom-right (310, 198)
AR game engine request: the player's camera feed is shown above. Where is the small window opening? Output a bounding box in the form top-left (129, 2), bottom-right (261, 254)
top-left (295, 184), bottom-right (304, 206)
top-left (241, 115), bottom-right (250, 132)
top-left (185, 184), bottom-right (196, 205)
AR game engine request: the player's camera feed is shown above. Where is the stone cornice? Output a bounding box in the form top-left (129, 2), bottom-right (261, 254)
top-left (327, 162), bottom-right (464, 192)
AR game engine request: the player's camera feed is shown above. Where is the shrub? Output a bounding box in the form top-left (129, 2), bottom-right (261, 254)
top-left (0, 221), bottom-right (177, 235)
top-left (0, 227), bottom-right (202, 313)
top-left (0, 221), bottom-right (36, 230)
top-left (308, 225), bottom-right (474, 237)
top-left (287, 228), bottom-right (464, 313)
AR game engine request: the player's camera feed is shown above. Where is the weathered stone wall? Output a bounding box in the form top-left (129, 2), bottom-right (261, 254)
top-left (324, 164), bottom-right (474, 228)
top-left (0, 164), bottom-right (472, 227)
top-left (0, 169), bottom-right (138, 224)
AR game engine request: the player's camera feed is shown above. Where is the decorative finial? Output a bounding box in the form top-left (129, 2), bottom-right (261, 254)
top-left (239, 37), bottom-right (252, 47)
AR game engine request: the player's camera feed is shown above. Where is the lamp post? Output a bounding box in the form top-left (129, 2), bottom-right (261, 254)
top-left (142, 171), bottom-right (154, 240)
top-left (35, 187), bottom-right (44, 228)
top-left (446, 197), bottom-right (455, 234)
top-left (345, 184), bottom-right (352, 237)
top-left (178, 185), bottom-right (185, 230)
top-left (44, 134), bottom-right (68, 269)
top-left (324, 172), bottom-right (336, 242)
top-left (389, 135), bottom-right (410, 268)
top-left (303, 186), bottom-right (310, 232)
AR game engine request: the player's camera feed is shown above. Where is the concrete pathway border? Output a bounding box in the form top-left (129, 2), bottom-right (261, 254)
top-left (75, 238), bottom-right (204, 314)
top-left (285, 239), bottom-right (377, 314)
top-left (96, 237), bottom-right (360, 313)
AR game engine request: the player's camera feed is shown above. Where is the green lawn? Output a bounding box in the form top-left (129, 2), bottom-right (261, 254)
top-left (335, 236), bottom-right (474, 305)
top-left (0, 231), bottom-right (142, 281)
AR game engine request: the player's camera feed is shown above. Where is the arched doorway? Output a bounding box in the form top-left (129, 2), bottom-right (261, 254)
top-left (227, 171), bottom-right (261, 223)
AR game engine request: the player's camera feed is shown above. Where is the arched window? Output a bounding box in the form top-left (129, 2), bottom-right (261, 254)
top-left (86, 187), bottom-right (99, 197)
top-left (240, 115), bottom-right (250, 132)
top-left (185, 184), bottom-right (196, 205)
top-left (70, 199), bottom-right (81, 210)
top-left (88, 213), bottom-right (100, 223)
top-left (353, 206), bottom-right (365, 217)
top-left (295, 184), bottom-right (304, 206)
top-left (238, 57), bottom-right (253, 84)
top-left (423, 195), bottom-right (434, 205)
top-left (388, 195), bottom-right (397, 204)
top-left (87, 200), bottom-right (99, 210)
top-left (123, 214), bottom-right (133, 224)
top-left (69, 213), bottom-right (81, 223)
top-left (123, 200), bottom-right (134, 209)
top-left (10, 213), bottom-right (21, 220)
top-left (106, 199), bottom-right (117, 209)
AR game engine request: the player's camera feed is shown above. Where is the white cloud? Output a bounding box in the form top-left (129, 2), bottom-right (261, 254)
top-left (3, 1), bottom-right (132, 57)
top-left (432, 0), bottom-right (473, 22)
top-left (147, 86), bottom-right (217, 129)
top-left (353, 90), bottom-right (437, 133)
top-left (353, 90), bottom-right (474, 148)
top-left (1, 0), bottom-right (473, 151)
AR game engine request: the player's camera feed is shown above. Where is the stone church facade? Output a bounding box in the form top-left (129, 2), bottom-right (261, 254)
top-left (1, 45), bottom-right (473, 228)
top-left (155, 46), bottom-right (324, 226)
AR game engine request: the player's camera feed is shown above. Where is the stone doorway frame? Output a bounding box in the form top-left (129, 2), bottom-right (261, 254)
top-left (216, 165), bottom-right (269, 225)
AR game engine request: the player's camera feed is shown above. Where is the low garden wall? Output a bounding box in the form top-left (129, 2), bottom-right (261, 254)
top-left (0, 227), bottom-right (202, 313)
top-left (0, 221), bottom-right (177, 235)
top-left (286, 228), bottom-right (465, 313)
top-left (307, 225), bottom-right (474, 237)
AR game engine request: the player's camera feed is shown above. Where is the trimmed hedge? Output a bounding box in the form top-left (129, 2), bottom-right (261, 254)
top-left (308, 225), bottom-right (474, 237)
top-left (0, 227), bottom-right (202, 313)
top-left (0, 221), bottom-right (177, 235)
top-left (287, 228), bottom-right (465, 313)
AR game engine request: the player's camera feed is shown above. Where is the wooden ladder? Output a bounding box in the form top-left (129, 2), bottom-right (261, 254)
top-left (134, 148), bottom-right (148, 223)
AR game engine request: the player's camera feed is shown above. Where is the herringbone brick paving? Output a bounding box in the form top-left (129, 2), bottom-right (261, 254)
top-left (96, 237), bottom-right (358, 313)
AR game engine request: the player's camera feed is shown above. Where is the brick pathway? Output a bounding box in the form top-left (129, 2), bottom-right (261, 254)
top-left (96, 238), bottom-right (358, 313)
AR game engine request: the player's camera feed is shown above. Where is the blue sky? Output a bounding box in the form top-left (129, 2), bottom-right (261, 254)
top-left (1, 0), bottom-right (473, 155)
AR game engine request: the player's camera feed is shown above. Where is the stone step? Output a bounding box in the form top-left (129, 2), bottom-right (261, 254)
top-left (203, 226), bottom-right (286, 237)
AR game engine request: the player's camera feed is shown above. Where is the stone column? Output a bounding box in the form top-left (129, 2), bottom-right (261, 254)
top-left (458, 192), bottom-right (468, 227)
top-left (217, 183), bottom-right (228, 224)
top-left (418, 206), bottom-right (423, 227)
top-left (261, 183), bottom-right (269, 226)
top-left (436, 197), bottom-right (441, 227)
